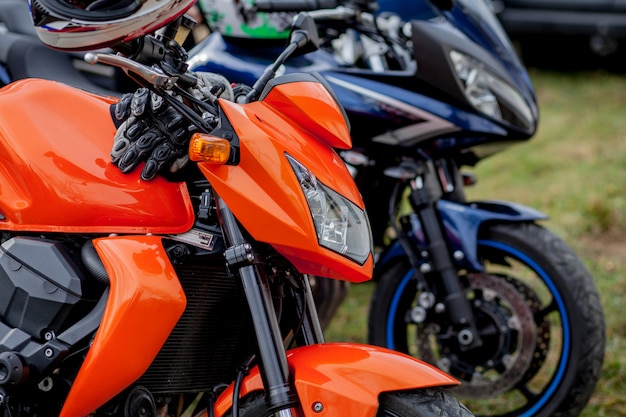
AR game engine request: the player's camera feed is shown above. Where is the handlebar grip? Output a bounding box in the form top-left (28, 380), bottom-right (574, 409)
top-left (254, 0), bottom-right (339, 12)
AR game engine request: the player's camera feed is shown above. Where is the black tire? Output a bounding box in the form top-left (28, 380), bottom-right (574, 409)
top-left (225, 388), bottom-right (474, 417)
top-left (378, 389), bottom-right (474, 417)
top-left (368, 222), bottom-right (605, 417)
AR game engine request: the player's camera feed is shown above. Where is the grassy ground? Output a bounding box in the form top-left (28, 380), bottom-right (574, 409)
top-left (323, 69), bottom-right (626, 416)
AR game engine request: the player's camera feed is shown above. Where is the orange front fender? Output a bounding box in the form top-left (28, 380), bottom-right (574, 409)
top-left (215, 343), bottom-right (458, 417)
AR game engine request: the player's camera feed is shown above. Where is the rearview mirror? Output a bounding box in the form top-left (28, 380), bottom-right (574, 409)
top-left (288, 12), bottom-right (321, 56)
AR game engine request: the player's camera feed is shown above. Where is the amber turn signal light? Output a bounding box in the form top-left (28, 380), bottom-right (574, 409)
top-left (189, 133), bottom-right (231, 163)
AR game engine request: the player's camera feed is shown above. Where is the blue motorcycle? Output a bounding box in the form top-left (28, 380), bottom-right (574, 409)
top-left (187, 1), bottom-right (605, 416)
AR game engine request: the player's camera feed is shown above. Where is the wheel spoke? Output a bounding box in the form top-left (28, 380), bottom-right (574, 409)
top-left (535, 297), bottom-right (559, 323)
top-left (516, 381), bottom-right (539, 403)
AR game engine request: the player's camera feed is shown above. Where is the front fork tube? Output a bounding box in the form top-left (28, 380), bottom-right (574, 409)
top-left (291, 276), bottom-right (325, 346)
top-left (216, 195), bottom-right (299, 414)
top-left (408, 165), bottom-right (482, 350)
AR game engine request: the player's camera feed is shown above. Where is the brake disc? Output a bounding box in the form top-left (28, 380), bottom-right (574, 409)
top-left (416, 273), bottom-right (540, 398)
top-left (501, 274), bottom-right (551, 384)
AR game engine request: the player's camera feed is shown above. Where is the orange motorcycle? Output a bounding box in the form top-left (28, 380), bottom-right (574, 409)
top-left (0, 3), bottom-right (473, 417)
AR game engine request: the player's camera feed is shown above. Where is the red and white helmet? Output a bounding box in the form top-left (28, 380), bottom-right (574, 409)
top-left (28, 0), bottom-right (196, 51)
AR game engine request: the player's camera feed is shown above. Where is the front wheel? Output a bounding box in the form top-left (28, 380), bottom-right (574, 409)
top-left (368, 222), bottom-right (605, 417)
top-left (379, 389), bottom-right (474, 417)
top-left (225, 388), bottom-right (474, 417)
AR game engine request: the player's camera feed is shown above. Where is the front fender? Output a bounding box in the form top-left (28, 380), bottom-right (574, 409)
top-left (378, 199), bottom-right (547, 271)
top-left (214, 343), bottom-right (458, 417)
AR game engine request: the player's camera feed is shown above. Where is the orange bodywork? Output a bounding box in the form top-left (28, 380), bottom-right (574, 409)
top-left (198, 80), bottom-right (374, 283)
top-left (214, 343), bottom-right (459, 417)
top-left (0, 79), bottom-right (194, 234)
top-left (0, 77), bottom-right (381, 414)
top-left (257, 78), bottom-right (353, 150)
top-left (59, 236), bottom-right (186, 417)
top-left (0, 78), bottom-right (371, 280)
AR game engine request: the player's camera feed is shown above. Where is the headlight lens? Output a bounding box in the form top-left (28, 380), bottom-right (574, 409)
top-left (287, 154), bottom-right (372, 265)
top-left (449, 50), bottom-right (534, 132)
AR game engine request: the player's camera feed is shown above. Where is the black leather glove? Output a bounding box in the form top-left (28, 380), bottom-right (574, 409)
top-left (110, 72), bottom-right (234, 181)
top-left (111, 88), bottom-right (191, 180)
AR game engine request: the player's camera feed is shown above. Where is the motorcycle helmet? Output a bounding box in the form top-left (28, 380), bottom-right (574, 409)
top-left (28, 0), bottom-right (196, 51)
top-left (198, 0), bottom-right (292, 40)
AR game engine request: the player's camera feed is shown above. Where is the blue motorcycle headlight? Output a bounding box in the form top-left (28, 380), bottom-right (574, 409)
top-left (287, 154), bottom-right (372, 265)
top-left (449, 50), bottom-right (534, 132)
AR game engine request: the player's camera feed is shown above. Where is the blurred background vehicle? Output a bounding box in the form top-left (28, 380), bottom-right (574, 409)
top-left (488, 0), bottom-right (626, 70)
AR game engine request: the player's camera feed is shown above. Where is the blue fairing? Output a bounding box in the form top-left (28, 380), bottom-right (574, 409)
top-left (376, 199), bottom-right (548, 272)
top-left (376, 0), bottom-right (437, 20)
top-left (0, 66), bottom-right (10, 86)
top-left (188, 33), bottom-right (508, 138)
top-left (322, 72), bottom-right (507, 137)
top-left (187, 33), bottom-right (335, 86)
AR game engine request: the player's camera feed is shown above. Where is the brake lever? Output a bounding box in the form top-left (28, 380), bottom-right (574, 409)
top-left (84, 52), bottom-right (179, 89)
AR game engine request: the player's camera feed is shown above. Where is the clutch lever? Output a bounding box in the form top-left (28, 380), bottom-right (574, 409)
top-left (84, 52), bottom-right (178, 89)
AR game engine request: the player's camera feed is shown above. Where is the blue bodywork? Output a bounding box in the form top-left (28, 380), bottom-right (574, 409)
top-left (188, 33), bottom-right (510, 143)
top-left (376, 199), bottom-right (548, 272)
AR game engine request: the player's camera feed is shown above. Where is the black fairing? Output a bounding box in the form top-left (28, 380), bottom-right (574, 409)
top-left (410, 19), bottom-right (537, 138)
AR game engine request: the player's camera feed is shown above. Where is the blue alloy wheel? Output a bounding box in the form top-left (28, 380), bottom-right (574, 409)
top-left (368, 223), bottom-right (605, 417)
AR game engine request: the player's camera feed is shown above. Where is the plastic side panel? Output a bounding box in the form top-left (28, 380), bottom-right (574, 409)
top-left (214, 343), bottom-right (459, 417)
top-left (378, 199), bottom-right (548, 272)
top-left (199, 97), bottom-right (373, 282)
top-left (438, 199), bottom-right (547, 270)
top-left (60, 236), bottom-right (186, 417)
top-left (0, 79), bottom-right (194, 233)
top-left (261, 77), bottom-right (352, 149)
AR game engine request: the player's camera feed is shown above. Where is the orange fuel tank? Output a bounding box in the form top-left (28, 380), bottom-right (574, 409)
top-left (0, 79), bottom-right (194, 234)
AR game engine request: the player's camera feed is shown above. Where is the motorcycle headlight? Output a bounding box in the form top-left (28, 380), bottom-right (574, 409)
top-left (287, 154), bottom-right (372, 265)
top-left (449, 50), bottom-right (534, 132)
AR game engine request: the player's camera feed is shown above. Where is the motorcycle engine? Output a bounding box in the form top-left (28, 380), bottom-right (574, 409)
top-left (0, 236), bottom-right (106, 413)
top-left (0, 236), bottom-right (89, 340)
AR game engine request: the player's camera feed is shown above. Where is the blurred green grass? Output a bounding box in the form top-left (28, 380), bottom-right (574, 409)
top-left (324, 69), bottom-right (626, 416)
